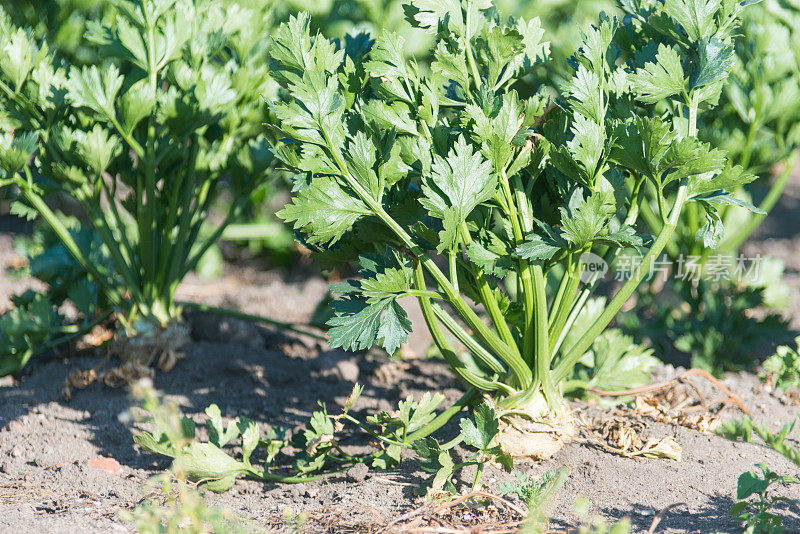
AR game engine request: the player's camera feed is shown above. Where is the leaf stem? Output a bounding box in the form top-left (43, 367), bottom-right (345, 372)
top-left (412, 263), bottom-right (509, 393)
top-left (406, 388), bottom-right (480, 443)
top-left (321, 131), bottom-right (531, 387)
top-left (719, 154), bottom-right (797, 255)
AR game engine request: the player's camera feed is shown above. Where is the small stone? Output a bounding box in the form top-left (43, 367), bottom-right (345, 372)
top-left (7, 421), bottom-right (24, 433)
top-left (347, 463), bottom-right (369, 483)
top-left (304, 488), bottom-right (318, 498)
top-left (87, 457), bottom-right (122, 476)
top-left (336, 360), bottom-right (360, 383)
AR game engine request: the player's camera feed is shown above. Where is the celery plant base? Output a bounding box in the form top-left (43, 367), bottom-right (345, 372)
top-left (109, 320), bottom-right (191, 374)
top-left (491, 394), bottom-right (577, 460)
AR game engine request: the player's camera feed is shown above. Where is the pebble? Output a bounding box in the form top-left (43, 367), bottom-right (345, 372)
top-left (347, 462), bottom-right (369, 483)
top-left (336, 360), bottom-right (360, 382)
top-left (7, 420), bottom-right (24, 433)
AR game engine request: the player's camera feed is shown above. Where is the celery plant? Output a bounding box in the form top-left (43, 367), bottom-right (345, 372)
top-left (269, 0), bottom-right (759, 440)
top-left (621, 0), bottom-right (800, 372)
top-left (0, 0), bottom-right (275, 333)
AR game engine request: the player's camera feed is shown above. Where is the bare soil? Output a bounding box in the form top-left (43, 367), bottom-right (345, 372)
top-left (0, 176), bottom-right (799, 533)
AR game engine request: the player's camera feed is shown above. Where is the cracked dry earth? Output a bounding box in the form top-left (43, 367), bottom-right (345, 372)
top-left (0, 174), bottom-right (799, 533)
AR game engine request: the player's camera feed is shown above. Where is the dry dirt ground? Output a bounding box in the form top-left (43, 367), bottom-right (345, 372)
top-left (0, 177), bottom-right (799, 533)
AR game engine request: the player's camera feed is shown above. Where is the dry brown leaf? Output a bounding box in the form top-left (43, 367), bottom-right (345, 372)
top-left (628, 437), bottom-right (682, 461)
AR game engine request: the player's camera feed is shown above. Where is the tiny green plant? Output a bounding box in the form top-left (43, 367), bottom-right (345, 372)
top-left (134, 382), bottom-right (511, 493)
top-left (573, 498), bottom-right (632, 534)
top-left (134, 384), bottom-right (313, 492)
top-left (125, 381), bottom-right (266, 533)
top-left (761, 336), bottom-right (800, 392)
top-left (0, 0), bottom-right (277, 371)
top-left (414, 403), bottom-right (513, 493)
top-left (730, 464), bottom-right (799, 534)
top-left (268, 0), bottom-right (761, 455)
top-left (718, 417), bottom-right (800, 468)
top-left (719, 417), bottom-right (800, 533)
top-left (125, 471), bottom-right (264, 534)
top-left (499, 467), bottom-right (570, 533)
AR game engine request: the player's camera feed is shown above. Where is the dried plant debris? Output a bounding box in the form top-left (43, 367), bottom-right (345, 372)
top-left (380, 492), bottom-right (525, 534)
top-left (62, 322), bottom-right (190, 400)
top-left (633, 391), bottom-right (721, 433)
top-left (580, 415), bottom-right (682, 461)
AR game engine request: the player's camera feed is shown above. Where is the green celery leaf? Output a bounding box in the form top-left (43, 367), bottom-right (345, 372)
top-left (420, 136), bottom-right (497, 248)
top-left (277, 176), bottom-right (370, 247)
top-left (328, 297), bottom-right (411, 354)
top-left (66, 64), bottom-right (123, 118)
top-left (362, 100), bottom-right (418, 136)
top-left (659, 137), bottom-right (727, 186)
top-left (460, 404), bottom-right (499, 450)
top-left (377, 300), bottom-right (412, 355)
top-left (559, 190), bottom-right (615, 249)
top-left (0, 131), bottom-right (39, 175)
top-left (691, 36), bottom-right (734, 89)
top-left (630, 44), bottom-right (686, 104)
top-left (664, 0), bottom-right (719, 41)
top-left (0, 27), bottom-right (37, 90)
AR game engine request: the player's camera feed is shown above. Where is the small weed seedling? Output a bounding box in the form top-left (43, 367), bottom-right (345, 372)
top-left (762, 336), bottom-right (800, 392)
top-left (268, 0), bottom-right (761, 454)
top-left (573, 497), bottom-right (632, 534)
top-left (719, 417), bottom-right (800, 468)
top-left (719, 418), bottom-right (800, 532)
top-left (730, 464), bottom-right (799, 534)
top-left (499, 467), bottom-right (570, 533)
top-left (414, 403), bottom-right (512, 493)
top-left (125, 382), bottom-right (265, 533)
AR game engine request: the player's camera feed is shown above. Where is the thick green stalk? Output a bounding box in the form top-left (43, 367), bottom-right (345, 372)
top-left (322, 134), bottom-right (531, 387)
top-left (553, 180), bottom-right (690, 384)
top-left (430, 302), bottom-right (507, 376)
top-left (498, 170), bottom-right (538, 369)
top-left (458, 222), bottom-right (519, 354)
top-left (531, 265), bottom-right (555, 405)
top-left (73, 183), bottom-right (150, 312)
top-left (548, 257), bottom-right (583, 349)
top-left (464, 1), bottom-right (482, 89)
top-left (98, 176), bottom-right (138, 270)
top-left (551, 176), bottom-right (646, 359)
top-left (20, 186), bottom-right (124, 307)
top-left (412, 263), bottom-right (512, 393)
top-left (155, 141), bottom-right (193, 298)
top-left (141, 12), bottom-right (160, 314)
top-left (640, 197), bottom-right (681, 258)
